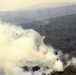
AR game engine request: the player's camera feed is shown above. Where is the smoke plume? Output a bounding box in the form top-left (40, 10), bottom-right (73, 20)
top-left (0, 21), bottom-right (76, 75)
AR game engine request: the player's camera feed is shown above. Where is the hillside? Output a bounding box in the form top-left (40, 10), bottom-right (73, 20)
top-left (0, 4), bottom-right (76, 24)
top-left (20, 14), bottom-right (76, 54)
top-left (0, 12), bottom-right (76, 75)
top-left (20, 14), bottom-right (76, 75)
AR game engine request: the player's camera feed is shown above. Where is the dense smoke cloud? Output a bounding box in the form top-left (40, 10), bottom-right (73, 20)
top-left (0, 22), bottom-right (76, 75)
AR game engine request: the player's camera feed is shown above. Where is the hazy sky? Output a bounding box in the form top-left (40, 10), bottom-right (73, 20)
top-left (0, 0), bottom-right (76, 11)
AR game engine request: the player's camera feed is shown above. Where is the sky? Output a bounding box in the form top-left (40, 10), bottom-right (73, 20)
top-left (0, 0), bottom-right (76, 11)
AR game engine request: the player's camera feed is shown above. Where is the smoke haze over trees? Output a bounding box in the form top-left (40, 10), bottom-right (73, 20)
top-left (20, 14), bottom-right (76, 54)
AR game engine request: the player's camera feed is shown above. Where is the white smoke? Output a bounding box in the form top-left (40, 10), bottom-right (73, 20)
top-left (71, 57), bottom-right (76, 66)
top-left (0, 21), bottom-right (75, 75)
top-left (65, 57), bottom-right (76, 68)
top-left (58, 50), bottom-right (76, 70)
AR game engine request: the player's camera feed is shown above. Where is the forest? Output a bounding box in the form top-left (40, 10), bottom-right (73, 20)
top-left (20, 14), bottom-right (76, 75)
top-left (21, 14), bottom-right (76, 53)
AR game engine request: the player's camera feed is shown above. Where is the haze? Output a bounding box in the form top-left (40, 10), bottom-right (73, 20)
top-left (0, 0), bottom-right (76, 11)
